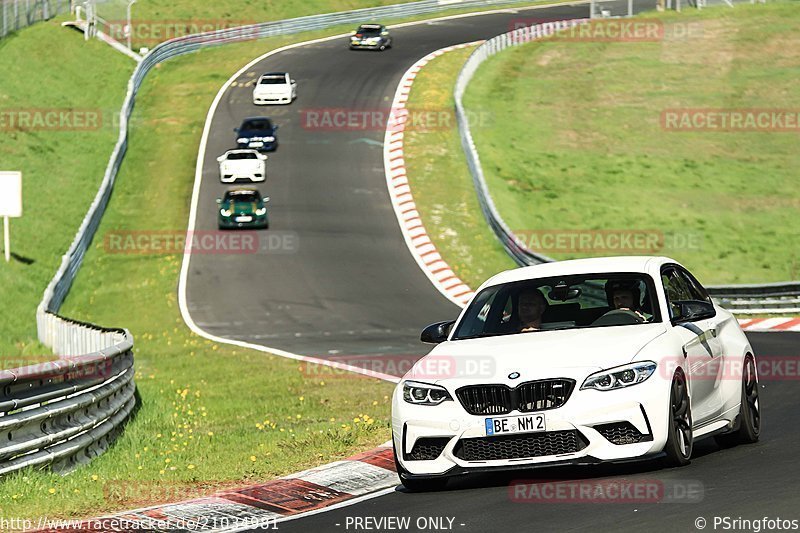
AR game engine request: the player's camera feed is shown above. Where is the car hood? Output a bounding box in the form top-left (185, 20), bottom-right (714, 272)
top-left (404, 323), bottom-right (667, 387)
top-left (238, 128), bottom-right (275, 137)
top-left (221, 159), bottom-right (262, 169)
top-left (223, 200), bottom-right (262, 214)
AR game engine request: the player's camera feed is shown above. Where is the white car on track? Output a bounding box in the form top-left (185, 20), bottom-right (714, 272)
top-left (217, 149), bottom-right (267, 183)
top-left (252, 72), bottom-right (297, 105)
top-left (392, 256), bottom-right (761, 491)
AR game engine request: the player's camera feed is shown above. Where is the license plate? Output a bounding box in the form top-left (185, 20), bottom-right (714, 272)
top-left (249, 142), bottom-right (264, 148)
top-left (485, 413), bottom-right (545, 436)
top-left (235, 216), bottom-right (252, 222)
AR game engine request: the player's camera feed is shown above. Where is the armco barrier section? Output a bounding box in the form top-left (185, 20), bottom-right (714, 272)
top-left (453, 16), bottom-right (799, 314)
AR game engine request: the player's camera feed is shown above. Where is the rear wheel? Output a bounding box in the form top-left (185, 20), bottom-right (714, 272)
top-left (715, 355), bottom-right (760, 447)
top-left (663, 369), bottom-right (692, 467)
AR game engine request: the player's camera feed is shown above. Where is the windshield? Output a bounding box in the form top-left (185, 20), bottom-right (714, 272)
top-left (241, 119), bottom-right (272, 131)
top-left (225, 191), bottom-right (260, 202)
top-left (451, 273), bottom-right (661, 340)
top-left (357, 26), bottom-right (382, 35)
top-left (227, 152), bottom-right (258, 160)
top-left (259, 76), bottom-right (286, 85)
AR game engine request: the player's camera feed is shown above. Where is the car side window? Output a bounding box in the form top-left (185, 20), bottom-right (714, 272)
top-left (677, 268), bottom-right (712, 304)
top-left (661, 268), bottom-right (693, 320)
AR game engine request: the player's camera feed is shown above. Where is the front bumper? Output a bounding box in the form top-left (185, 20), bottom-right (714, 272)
top-left (350, 40), bottom-right (385, 50)
top-left (220, 173), bottom-right (265, 183)
top-left (218, 214), bottom-right (268, 229)
top-left (236, 140), bottom-right (277, 152)
top-left (253, 94), bottom-right (292, 105)
top-left (392, 376), bottom-right (670, 477)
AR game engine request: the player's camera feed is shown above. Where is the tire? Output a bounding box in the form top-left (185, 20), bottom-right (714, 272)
top-left (393, 441), bottom-right (449, 492)
top-left (715, 354), bottom-right (760, 447)
top-left (663, 369), bottom-right (693, 467)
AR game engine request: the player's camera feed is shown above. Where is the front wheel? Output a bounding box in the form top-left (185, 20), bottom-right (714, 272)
top-left (663, 369), bottom-right (692, 467)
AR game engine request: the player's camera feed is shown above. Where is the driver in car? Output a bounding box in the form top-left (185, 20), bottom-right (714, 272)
top-left (519, 288), bottom-right (548, 332)
top-left (607, 280), bottom-right (648, 322)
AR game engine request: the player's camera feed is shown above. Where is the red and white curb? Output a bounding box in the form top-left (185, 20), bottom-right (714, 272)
top-left (738, 317), bottom-right (800, 332)
top-left (383, 42), bottom-right (484, 309)
top-left (34, 444), bottom-right (397, 532)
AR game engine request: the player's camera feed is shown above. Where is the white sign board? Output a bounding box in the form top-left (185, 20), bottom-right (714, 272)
top-left (0, 172), bottom-right (22, 217)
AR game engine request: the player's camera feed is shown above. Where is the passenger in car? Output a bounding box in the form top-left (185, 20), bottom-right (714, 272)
top-left (519, 289), bottom-right (548, 332)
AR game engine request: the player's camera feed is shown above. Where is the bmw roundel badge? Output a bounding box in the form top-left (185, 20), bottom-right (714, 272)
top-left (508, 372), bottom-right (520, 380)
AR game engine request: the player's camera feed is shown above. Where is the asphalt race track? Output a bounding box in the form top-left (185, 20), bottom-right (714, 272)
top-left (273, 331), bottom-right (800, 533)
top-left (184, 1), bottom-right (647, 363)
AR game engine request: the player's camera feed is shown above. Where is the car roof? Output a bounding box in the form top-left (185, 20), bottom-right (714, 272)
top-left (226, 187), bottom-right (260, 194)
top-left (478, 256), bottom-right (681, 291)
top-left (358, 23), bottom-right (383, 29)
top-left (223, 149), bottom-right (260, 155)
top-left (259, 72), bottom-right (287, 78)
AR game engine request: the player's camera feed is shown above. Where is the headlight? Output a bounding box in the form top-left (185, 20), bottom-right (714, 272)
top-left (255, 207), bottom-right (266, 216)
top-left (220, 209), bottom-right (232, 217)
top-left (351, 36), bottom-right (359, 41)
top-left (236, 137), bottom-right (249, 143)
top-left (581, 361), bottom-right (656, 391)
top-left (402, 381), bottom-right (452, 406)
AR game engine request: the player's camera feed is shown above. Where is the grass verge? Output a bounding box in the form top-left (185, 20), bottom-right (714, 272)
top-left (0, 22), bottom-right (134, 360)
top-left (462, 3), bottom-right (800, 284)
top-left (403, 46), bottom-right (517, 290)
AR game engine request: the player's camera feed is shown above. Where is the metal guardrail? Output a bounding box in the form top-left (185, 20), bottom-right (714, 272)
top-left (453, 17), bottom-right (799, 314)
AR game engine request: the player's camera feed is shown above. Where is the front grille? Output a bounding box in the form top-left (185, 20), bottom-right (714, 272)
top-left (405, 437), bottom-right (451, 461)
top-left (453, 430), bottom-right (586, 461)
top-left (594, 422), bottom-right (652, 445)
top-left (456, 379), bottom-right (575, 415)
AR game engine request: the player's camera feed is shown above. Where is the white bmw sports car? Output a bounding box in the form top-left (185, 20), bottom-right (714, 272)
top-left (217, 149), bottom-right (267, 183)
top-left (392, 257), bottom-right (761, 491)
top-left (252, 72), bottom-right (297, 105)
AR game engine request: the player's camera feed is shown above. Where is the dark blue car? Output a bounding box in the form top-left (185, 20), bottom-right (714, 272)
top-left (234, 117), bottom-right (279, 152)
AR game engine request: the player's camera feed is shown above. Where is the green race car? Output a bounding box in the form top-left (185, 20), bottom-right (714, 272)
top-left (217, 188), bottom-right (270, 229)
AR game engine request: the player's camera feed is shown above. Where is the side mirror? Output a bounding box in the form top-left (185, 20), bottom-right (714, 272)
top-left (420, 320), bottom-right (455, 344)
top-left (233, 127), bottom-right (239, 132)
top-left (350, 30), bottom-right (356, 35)
top-left (290, 79), bottom-right (296, 84)
top-left (259, 154), bottom-right (268, 160)
top-left (216, 156), bottom-right (224, 163)
top-left (273, 124), bottom-right (279, 131)
top-left (263, 197), bottom-right (271, 203)
top-left (216, 199), bottom-right (222, 204)
top-left (672, 300), bottom-right (716, 324)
